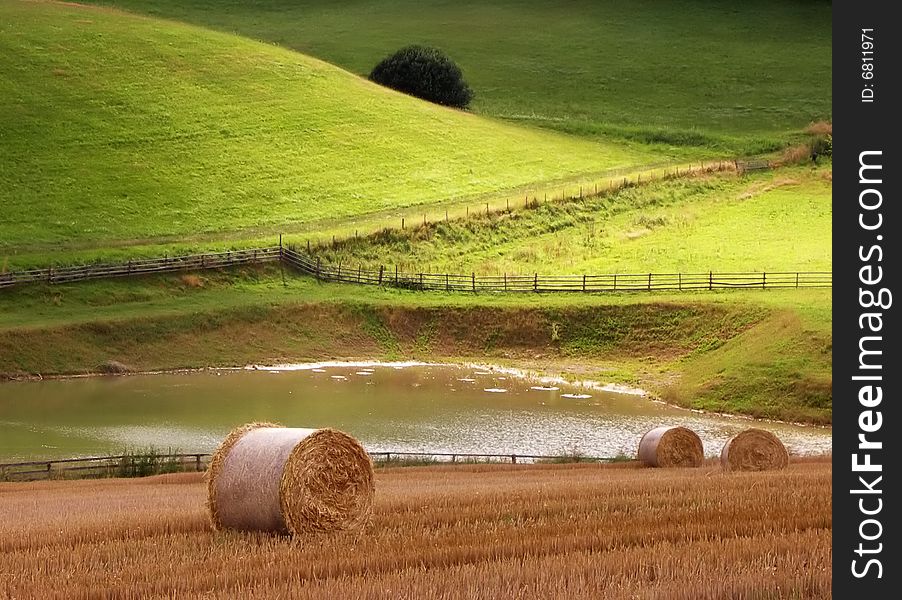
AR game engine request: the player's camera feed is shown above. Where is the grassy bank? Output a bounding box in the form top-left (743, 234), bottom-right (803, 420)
top-left (0, 0), bottom-right (661, 261)
top-left (0, 268), bottom-right (831, 424)
top-left (98, 0), bottom-right (832, 153)
top-left (311, 165), bottom-right (832, 275)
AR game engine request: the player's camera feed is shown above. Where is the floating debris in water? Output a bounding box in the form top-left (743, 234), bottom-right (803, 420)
top-left (355, 371), bottom-right (373, 376)
top-left (474, 371), bottom-right (492, 376)
top-left (484, 388), bottom-right (508, 393)
top-left (330, 375), bottom-right (348, 380)
top-left (312, 368), bottom-right (327, 373)
top-left (530, 386), bottom-right (560, 391)
top-left (457, 378), bottom-right (476, 382)
top-left (561, 393), bottom-right (592, 399)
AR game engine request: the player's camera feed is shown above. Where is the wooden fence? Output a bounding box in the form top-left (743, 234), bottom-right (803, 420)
top-left (0, 244), bottom-right (830, 294)
top-left (0, 451), bottom-right (615, 481)
top-left (0, 453), bottom-right (211, 481)
top-left (283, 247), bottom-right (831, 292)
top-left (0, 247), bottom-right (281, 289)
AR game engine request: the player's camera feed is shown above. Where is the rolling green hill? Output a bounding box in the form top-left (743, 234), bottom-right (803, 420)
top-left (96, 0), bottom-right (833, 152)
top-left (0, 0), bottom-right (662, 259)
top-left (310, 165), bottom-right (833, 275)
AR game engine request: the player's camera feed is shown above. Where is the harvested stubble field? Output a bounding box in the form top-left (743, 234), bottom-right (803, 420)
top-left (0, 459), bottom-right (831, 599)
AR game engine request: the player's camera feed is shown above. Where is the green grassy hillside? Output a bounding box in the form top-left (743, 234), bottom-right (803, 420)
top-left (310, 165), bottom-right (832, 275)
top-left (0, 0), bottom-right (661, 259)
top-left (97, 0), bottom-right (833, 152)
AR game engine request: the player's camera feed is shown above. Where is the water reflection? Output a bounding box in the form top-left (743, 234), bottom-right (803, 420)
top-left (0, 363), bottom-right (831, 461)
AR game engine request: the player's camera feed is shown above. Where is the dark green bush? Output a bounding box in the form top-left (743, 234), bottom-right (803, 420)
top-left (369, 45), bottom-right (473, 109)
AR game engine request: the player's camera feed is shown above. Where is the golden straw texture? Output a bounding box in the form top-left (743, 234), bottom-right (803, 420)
top-left (720, 428), bottom-right (789, 472)
top-left (206, 424), bottom-right (374, 535)
top-left (637, 426), bottom-right (704, 468)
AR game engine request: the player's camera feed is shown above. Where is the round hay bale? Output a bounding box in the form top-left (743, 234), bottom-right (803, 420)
top-left (637, 425), bottom-right (704, 468)
top-left (206, 422), bottom-right (374, 535)
top-left (720, 428), bottom-right (789, 472)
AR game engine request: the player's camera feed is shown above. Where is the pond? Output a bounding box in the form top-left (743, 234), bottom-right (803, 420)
top-left (0, 362), bottom-right (831, 462)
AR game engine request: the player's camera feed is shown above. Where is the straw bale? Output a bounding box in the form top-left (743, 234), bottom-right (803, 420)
top-left (206, 423), bottom-right (374, 535)
top-left (720, 428), bottom-right (789, 472)
top-left (637, 425), bottom-right (704, 468)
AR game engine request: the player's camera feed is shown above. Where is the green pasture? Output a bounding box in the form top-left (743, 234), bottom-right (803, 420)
top-left (0, 0), bottom-right (661, 260)
top-left (97, 0), bottom-right (833, 152)
top-left (311, 166), bottom-right (832, 275)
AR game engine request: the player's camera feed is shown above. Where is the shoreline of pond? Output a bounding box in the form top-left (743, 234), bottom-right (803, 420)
top-left (0, 359), bottom-right (831, 433)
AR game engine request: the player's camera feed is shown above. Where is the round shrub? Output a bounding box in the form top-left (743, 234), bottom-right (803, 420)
top-left (369, 45), bottom-right (473, 109)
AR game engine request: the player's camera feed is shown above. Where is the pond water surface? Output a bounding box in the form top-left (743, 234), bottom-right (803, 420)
top-left (0, 363), bottom-right (831, 461)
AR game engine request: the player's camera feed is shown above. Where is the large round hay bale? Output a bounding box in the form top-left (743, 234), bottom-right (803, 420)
top-left (637, 425), bottom-right (704, 468)
top-left (720, 428), bottom-right (789, 472)
top-left (206, 422), bottom-right (375, 535)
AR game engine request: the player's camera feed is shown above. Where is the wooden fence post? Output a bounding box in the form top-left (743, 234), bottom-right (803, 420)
top-left (504, 273), bottom-right (508, 291)
top-left (419, 272), bottom-right (424, 289)
top-left (395, 265), bottom-right (399, 284)
top-left (446, 273), bottom-right (450, 292)
top-left (534, 273), bottom-right (538, 292)
top-left (678, 273), bottom-right (682, 290)
top-left (762, 272), bottom-right (766, 289)
top-left (511, 454), bottom-right (517, 464)
top-left (307, 239), bottom-right (311, 253)
top-left (472, 272), bottom-right (476, 293)
top-left (378, 265), bottom-right (384, 285)
top-left (582, 274), bottom-right (586, 292)
top-left (796, 272), bottom-right (800, 288)
top-left (709, 271), bottom-right (713, 290)
top-left (648, 273), bottom-right (652, 291)
top-left (316, 257), bottom-right (321, 279)
top-left (402, 218), bottom-right (405, 229)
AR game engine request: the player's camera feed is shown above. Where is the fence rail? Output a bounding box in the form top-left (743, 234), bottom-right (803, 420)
top-left (0, 244), bottom-right (831, 294)
top-left (283, 247), bottom-right (831, 292)
top-left (0, 247), bottom-right (282, 289)
top-left (0, 451), bottom-right (618, 481)
top-left (0, 453), bottom-right (211, 481)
